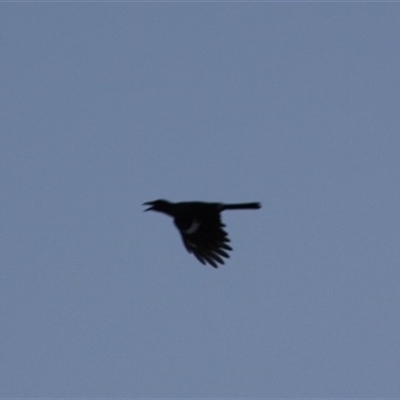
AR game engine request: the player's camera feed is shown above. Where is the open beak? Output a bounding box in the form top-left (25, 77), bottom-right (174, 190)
top-left (143, 201), bottom-right (154, 211)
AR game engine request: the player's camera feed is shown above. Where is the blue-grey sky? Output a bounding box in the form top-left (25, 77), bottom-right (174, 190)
top-left (1, 3), bottom-right (400, 398)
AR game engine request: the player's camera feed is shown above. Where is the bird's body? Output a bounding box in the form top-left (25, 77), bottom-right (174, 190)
top-left (143, 199), bottom-right (261, 268)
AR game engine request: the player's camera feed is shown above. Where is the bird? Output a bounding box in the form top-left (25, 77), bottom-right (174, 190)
top-left (143, 199), bottom-right (261, 268)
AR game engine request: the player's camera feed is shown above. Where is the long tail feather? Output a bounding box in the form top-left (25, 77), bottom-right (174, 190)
top-left (221, 202), bottom-right (261, 210)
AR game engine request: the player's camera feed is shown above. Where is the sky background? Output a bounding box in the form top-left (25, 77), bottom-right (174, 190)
top-left (1, 3), bottom-right (400, 398)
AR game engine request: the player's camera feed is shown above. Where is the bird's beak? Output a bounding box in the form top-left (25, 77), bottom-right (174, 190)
top-left (143, 201), bottom-right (154, 212)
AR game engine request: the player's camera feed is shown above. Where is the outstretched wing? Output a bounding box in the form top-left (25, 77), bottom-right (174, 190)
top-left (174, 215), bottom-right (232, 268)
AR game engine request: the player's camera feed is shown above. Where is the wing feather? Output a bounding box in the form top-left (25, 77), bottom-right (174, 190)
top-left (177, 214), bottom-right (232, 268)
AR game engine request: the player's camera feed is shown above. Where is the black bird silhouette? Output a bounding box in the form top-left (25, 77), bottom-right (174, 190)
top-left (143, 199), bottom-right (261, 268)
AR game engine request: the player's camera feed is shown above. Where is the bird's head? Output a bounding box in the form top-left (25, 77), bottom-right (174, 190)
top-left (143, 199), bottom-right (171, 212)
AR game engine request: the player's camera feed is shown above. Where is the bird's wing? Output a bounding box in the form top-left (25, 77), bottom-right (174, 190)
top-left (175, 215), bottom-right (232, 268)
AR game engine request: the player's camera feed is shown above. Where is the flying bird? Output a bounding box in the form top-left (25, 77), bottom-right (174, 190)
top-left (143, 199), bottom-right (261, 268)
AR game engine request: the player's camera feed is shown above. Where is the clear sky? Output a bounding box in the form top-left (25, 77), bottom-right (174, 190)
top-left (1, 3), bottom-right (400, 398)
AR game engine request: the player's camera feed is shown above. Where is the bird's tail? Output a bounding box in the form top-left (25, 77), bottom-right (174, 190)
top-left (222, 202), bottom-right (261, 210)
